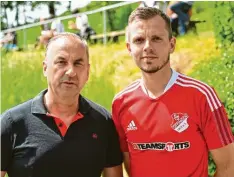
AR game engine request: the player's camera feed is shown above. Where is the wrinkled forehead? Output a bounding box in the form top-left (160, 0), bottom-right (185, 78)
top-left (48, 37), bottom-right (85, 52)
top-left (46, 37), bottom-right (88, 60)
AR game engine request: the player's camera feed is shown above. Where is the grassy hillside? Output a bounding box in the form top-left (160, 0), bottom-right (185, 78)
top-left (1, 32), bottom-right (220, 113)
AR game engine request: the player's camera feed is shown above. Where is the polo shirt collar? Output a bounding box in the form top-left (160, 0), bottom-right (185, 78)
top-left (31, 89), bottom-right (91, 115)
top-left (31, 89), bottom-right (48, 114)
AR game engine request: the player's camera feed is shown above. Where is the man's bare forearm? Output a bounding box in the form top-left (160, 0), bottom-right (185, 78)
top-left (214, 167), bottom-right (234, 177)
top-left (1, 171), bottom-right (6, 177)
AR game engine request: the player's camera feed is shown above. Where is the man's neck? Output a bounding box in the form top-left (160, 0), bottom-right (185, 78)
top-left (142, 66), bottom-right (172, 98)
top-left (44, 91), bottom-right (79, 119)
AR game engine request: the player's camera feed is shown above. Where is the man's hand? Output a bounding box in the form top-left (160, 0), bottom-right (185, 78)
top-left (1, 171), bottom-right (6, 177)
top-left (123, 152), bottom-right (130, 175)
top-left (103, 165), bottom-right (123, 177)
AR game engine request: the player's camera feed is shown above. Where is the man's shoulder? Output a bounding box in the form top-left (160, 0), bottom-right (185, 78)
top-left (176, 73), bottom-right (221, 109)
top-left (176, 73), bottom-right (215, 94)
top-left (83, 96), bottom-right (111, 120)
top-left (1, 99), bottom-right (33, 121)
top-left (113, 79), bottom-right (141, 103)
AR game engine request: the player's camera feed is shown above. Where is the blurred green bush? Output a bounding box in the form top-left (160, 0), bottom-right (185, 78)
top-left (189, 2), bottom-right (234, 175)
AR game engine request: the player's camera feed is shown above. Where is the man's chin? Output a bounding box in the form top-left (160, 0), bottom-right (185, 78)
top-left (141, 67), bottom-right (159, 74)
top-left (59, 89), bottom-right (79, 97)
top-left (140, 59), bottom-right (170, 74)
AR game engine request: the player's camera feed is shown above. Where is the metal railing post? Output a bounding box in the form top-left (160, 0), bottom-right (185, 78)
top-left (103, 10), bottom-right (107, 45)
top-left (23, 27), bottom-right (27, 50)
top-left (23, 7), bottom-right (27, 50)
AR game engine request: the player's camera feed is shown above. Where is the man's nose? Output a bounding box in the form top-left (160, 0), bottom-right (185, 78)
top-left (65, 65), bottom-right (76, 77)
top-left (143, 40), bottom-right (153, 53)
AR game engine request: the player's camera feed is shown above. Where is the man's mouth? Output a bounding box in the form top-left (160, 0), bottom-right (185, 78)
top-left (63, 81), bottom-right (76, 85)
top-left (141, 56), bottom-right (158, 59)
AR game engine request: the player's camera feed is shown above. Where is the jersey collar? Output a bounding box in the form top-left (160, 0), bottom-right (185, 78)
top-left (140, 69), bottom-right (179, 99)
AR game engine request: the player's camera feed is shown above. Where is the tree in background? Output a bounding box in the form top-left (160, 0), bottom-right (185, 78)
top-left (15, 1), bottom-right (31, 26)
top-left (31, 1), bottom-right (62, 18)
top-left (1, 1), bottom-right (13, 29)
top-left (1, 1), bottom-right (62, 29)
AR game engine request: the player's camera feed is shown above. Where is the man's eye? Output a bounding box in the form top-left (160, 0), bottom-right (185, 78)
top-left (74, 62), bottom-right (82, 66)
top-left (56, 60), bottom-right (66, 64)
top-left (134, 38), bottom-right (144, 43)
top-left (152, 37), bottom-right (162, 42)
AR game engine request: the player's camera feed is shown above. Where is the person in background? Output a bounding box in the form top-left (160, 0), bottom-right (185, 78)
top-left (139, 1), bottom-right (168, 13)
top-left (112, 7), bottom-right (234, 177)
top-left (35, 18), bottom-right (65, 49)
top-left (1, 32), bottom-right (123, 177)
top-left (168, 1), bottom-right (194, 35)
top-left (35, 17), bottom-right (53, 48)
top-left (50, 19), bottom-right (65, 35)
top-left (75, 14), bottom-right (96, 43)
top-left (40, 17), bottom-right (50, 32)
top-left (0, 31), bottom-right (18, 51)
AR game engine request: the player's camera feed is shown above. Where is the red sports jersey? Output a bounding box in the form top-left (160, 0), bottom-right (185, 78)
top-left (112, 70), bottom-right (233, 177)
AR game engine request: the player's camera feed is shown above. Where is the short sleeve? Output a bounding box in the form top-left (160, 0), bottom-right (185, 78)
top-left (112, 101), bottom-right (129, 152)
top-left (1, 111), bottom-right (13, 171)
top-left (105, 116), bottom-right (123, 167)
top-left (200, 88), bottom-right (233, 150)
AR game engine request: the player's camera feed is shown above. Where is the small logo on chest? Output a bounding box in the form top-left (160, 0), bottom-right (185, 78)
top-left (92, 133), bottom-right (98, 139)
top-left (127, 120), bottom-right (137, 131)
top-left (171, 113), bottom-right (189, 133)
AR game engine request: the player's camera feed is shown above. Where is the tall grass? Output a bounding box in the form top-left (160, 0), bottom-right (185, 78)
top-left (2, 50), bottom-right (47, 112)
top-left (2, 32), bottom-right (219, 113)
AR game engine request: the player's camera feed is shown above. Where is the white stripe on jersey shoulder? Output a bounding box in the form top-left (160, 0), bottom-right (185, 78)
top-left (176, 73), bottom-right (221, 111)
top-left (113, 80), bottom-right (141, 101)
top-left (164, 69), bottom-right (179, 93)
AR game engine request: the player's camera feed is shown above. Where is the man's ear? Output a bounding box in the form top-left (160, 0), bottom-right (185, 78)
top-left (43, 60), bottom-right (47, 77)
top-left (87, 64), bottom-right (90, 81)
top-left (126, 42), bottom-right (131, 56)
top-left (169, 36), bottom-right (176, 54)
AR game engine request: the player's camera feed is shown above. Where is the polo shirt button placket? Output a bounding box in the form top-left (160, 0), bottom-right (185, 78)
top-left (57, 122), bottom-right (66, 138)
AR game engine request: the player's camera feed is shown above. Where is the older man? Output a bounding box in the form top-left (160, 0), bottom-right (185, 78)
top-left (1, 33), bottom-right (123, 177)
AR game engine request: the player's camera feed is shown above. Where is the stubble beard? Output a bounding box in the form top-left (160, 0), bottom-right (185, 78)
top-left (140, 55), bottom-right (170, 74)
